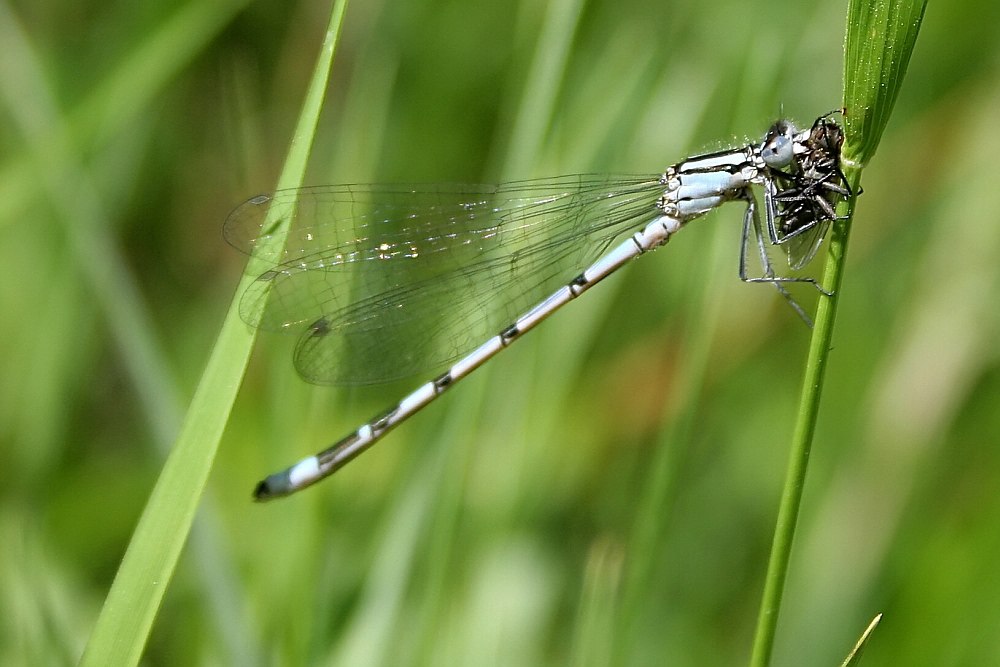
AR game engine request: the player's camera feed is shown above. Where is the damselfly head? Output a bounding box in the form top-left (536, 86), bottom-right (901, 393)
top-left (760, 119), bottom-right (799, 169)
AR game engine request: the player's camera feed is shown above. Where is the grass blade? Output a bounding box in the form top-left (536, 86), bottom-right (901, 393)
top-left (839, 614), bottom-right (883, 667)
top-left (77, 2), bottom-right (349, 664)
top-left (843, 0), bottom-right (929, 166)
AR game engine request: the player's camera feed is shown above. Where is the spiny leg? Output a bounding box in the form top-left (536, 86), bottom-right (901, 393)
top-left (738, 191), bottom-right (819, 326)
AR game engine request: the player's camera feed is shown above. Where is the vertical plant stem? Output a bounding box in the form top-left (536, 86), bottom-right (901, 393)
top-left (749, 0), bottom-right (926, 660)
top-left (748, 170), bottom-right (861, 667)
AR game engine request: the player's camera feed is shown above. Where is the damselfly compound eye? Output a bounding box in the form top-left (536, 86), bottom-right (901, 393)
top-left (760, 120), bottom-right (798, 169)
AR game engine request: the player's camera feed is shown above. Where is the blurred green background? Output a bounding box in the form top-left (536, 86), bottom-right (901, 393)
top-left (2, 0), bottom-right (998, 664)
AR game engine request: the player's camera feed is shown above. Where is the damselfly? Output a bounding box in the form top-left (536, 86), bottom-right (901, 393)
top-left (225, 113), bottom-right (851, 500)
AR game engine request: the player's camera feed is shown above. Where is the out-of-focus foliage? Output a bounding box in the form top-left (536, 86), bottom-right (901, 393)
top-left (2, 0), bottom-right (998, 665)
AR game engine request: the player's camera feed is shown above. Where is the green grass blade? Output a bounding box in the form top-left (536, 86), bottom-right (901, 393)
top-left (0, 3), bottom-right (263, 663)
top-left (77, 2), bottom-right (349, 665)
top-left (749, 2), bottom-right (927, 665)
top-left (843, 0), bottom-right (929, 166)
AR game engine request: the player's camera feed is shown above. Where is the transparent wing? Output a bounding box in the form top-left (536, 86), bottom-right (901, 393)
top-left (782, 219), bottom-right (832, 270)
top-left (224, 175), bottom-right (666, 385)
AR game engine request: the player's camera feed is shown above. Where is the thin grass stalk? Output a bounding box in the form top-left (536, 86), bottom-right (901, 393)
top-left (78, 2), bottom-right (349, 664)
